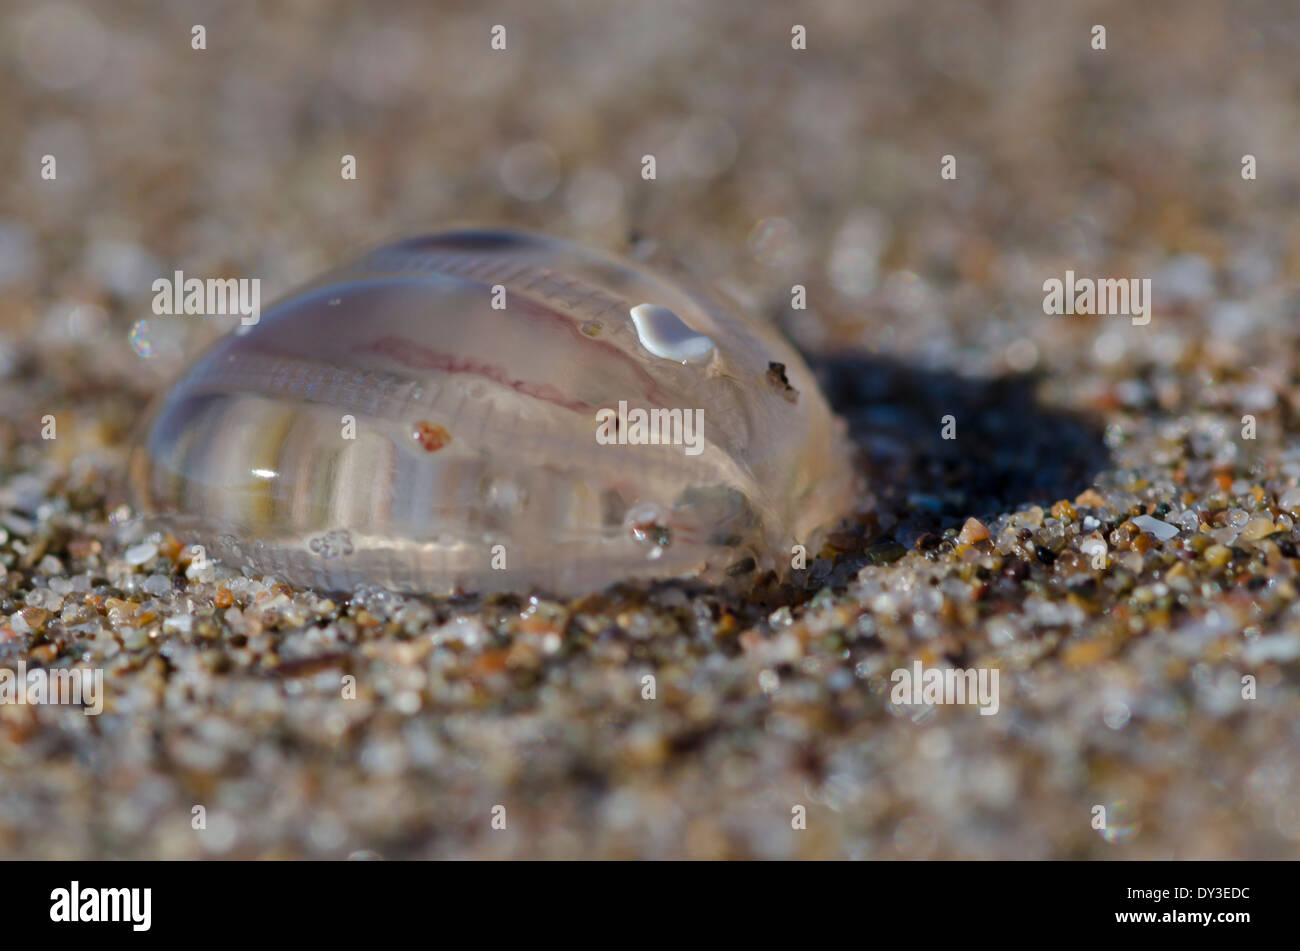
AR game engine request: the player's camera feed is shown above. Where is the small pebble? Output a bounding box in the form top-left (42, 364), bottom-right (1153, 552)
top-left (124, 541), bottom-right (158, 566)
top-left (1132, 515), bottom-right (1179, 541)
top-left (1278, 487), bottom-right (1300, 515)
top-left (1238, 517), bottom-right (1278, 541)
top-left (142, 574), bottom-right (174, 597)
top-left (958, 518), bottom-right (990, 545)
top-left (1204, 545), bottom-right (1233, 567)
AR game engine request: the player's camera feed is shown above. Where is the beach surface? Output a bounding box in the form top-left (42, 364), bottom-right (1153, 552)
top-left (2, 0), bottom-right (1299, 858)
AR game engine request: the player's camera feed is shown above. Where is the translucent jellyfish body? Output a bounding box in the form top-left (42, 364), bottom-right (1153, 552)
top-left (128, 230), bottom-right (856, 596)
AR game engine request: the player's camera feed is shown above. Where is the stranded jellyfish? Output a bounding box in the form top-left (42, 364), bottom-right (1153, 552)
top-left (128, 229), bottom-right (857, 596)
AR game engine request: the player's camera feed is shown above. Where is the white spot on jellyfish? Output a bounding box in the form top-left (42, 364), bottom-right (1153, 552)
top-left (629, 303), bottom-right (715, 365)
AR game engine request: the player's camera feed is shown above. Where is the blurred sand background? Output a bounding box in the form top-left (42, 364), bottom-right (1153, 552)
top-left (2, 0), bottom-right (1299, 858)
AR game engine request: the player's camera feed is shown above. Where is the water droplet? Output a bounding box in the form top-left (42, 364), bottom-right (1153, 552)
top-left (628, 303), bottom-right (715, 365)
